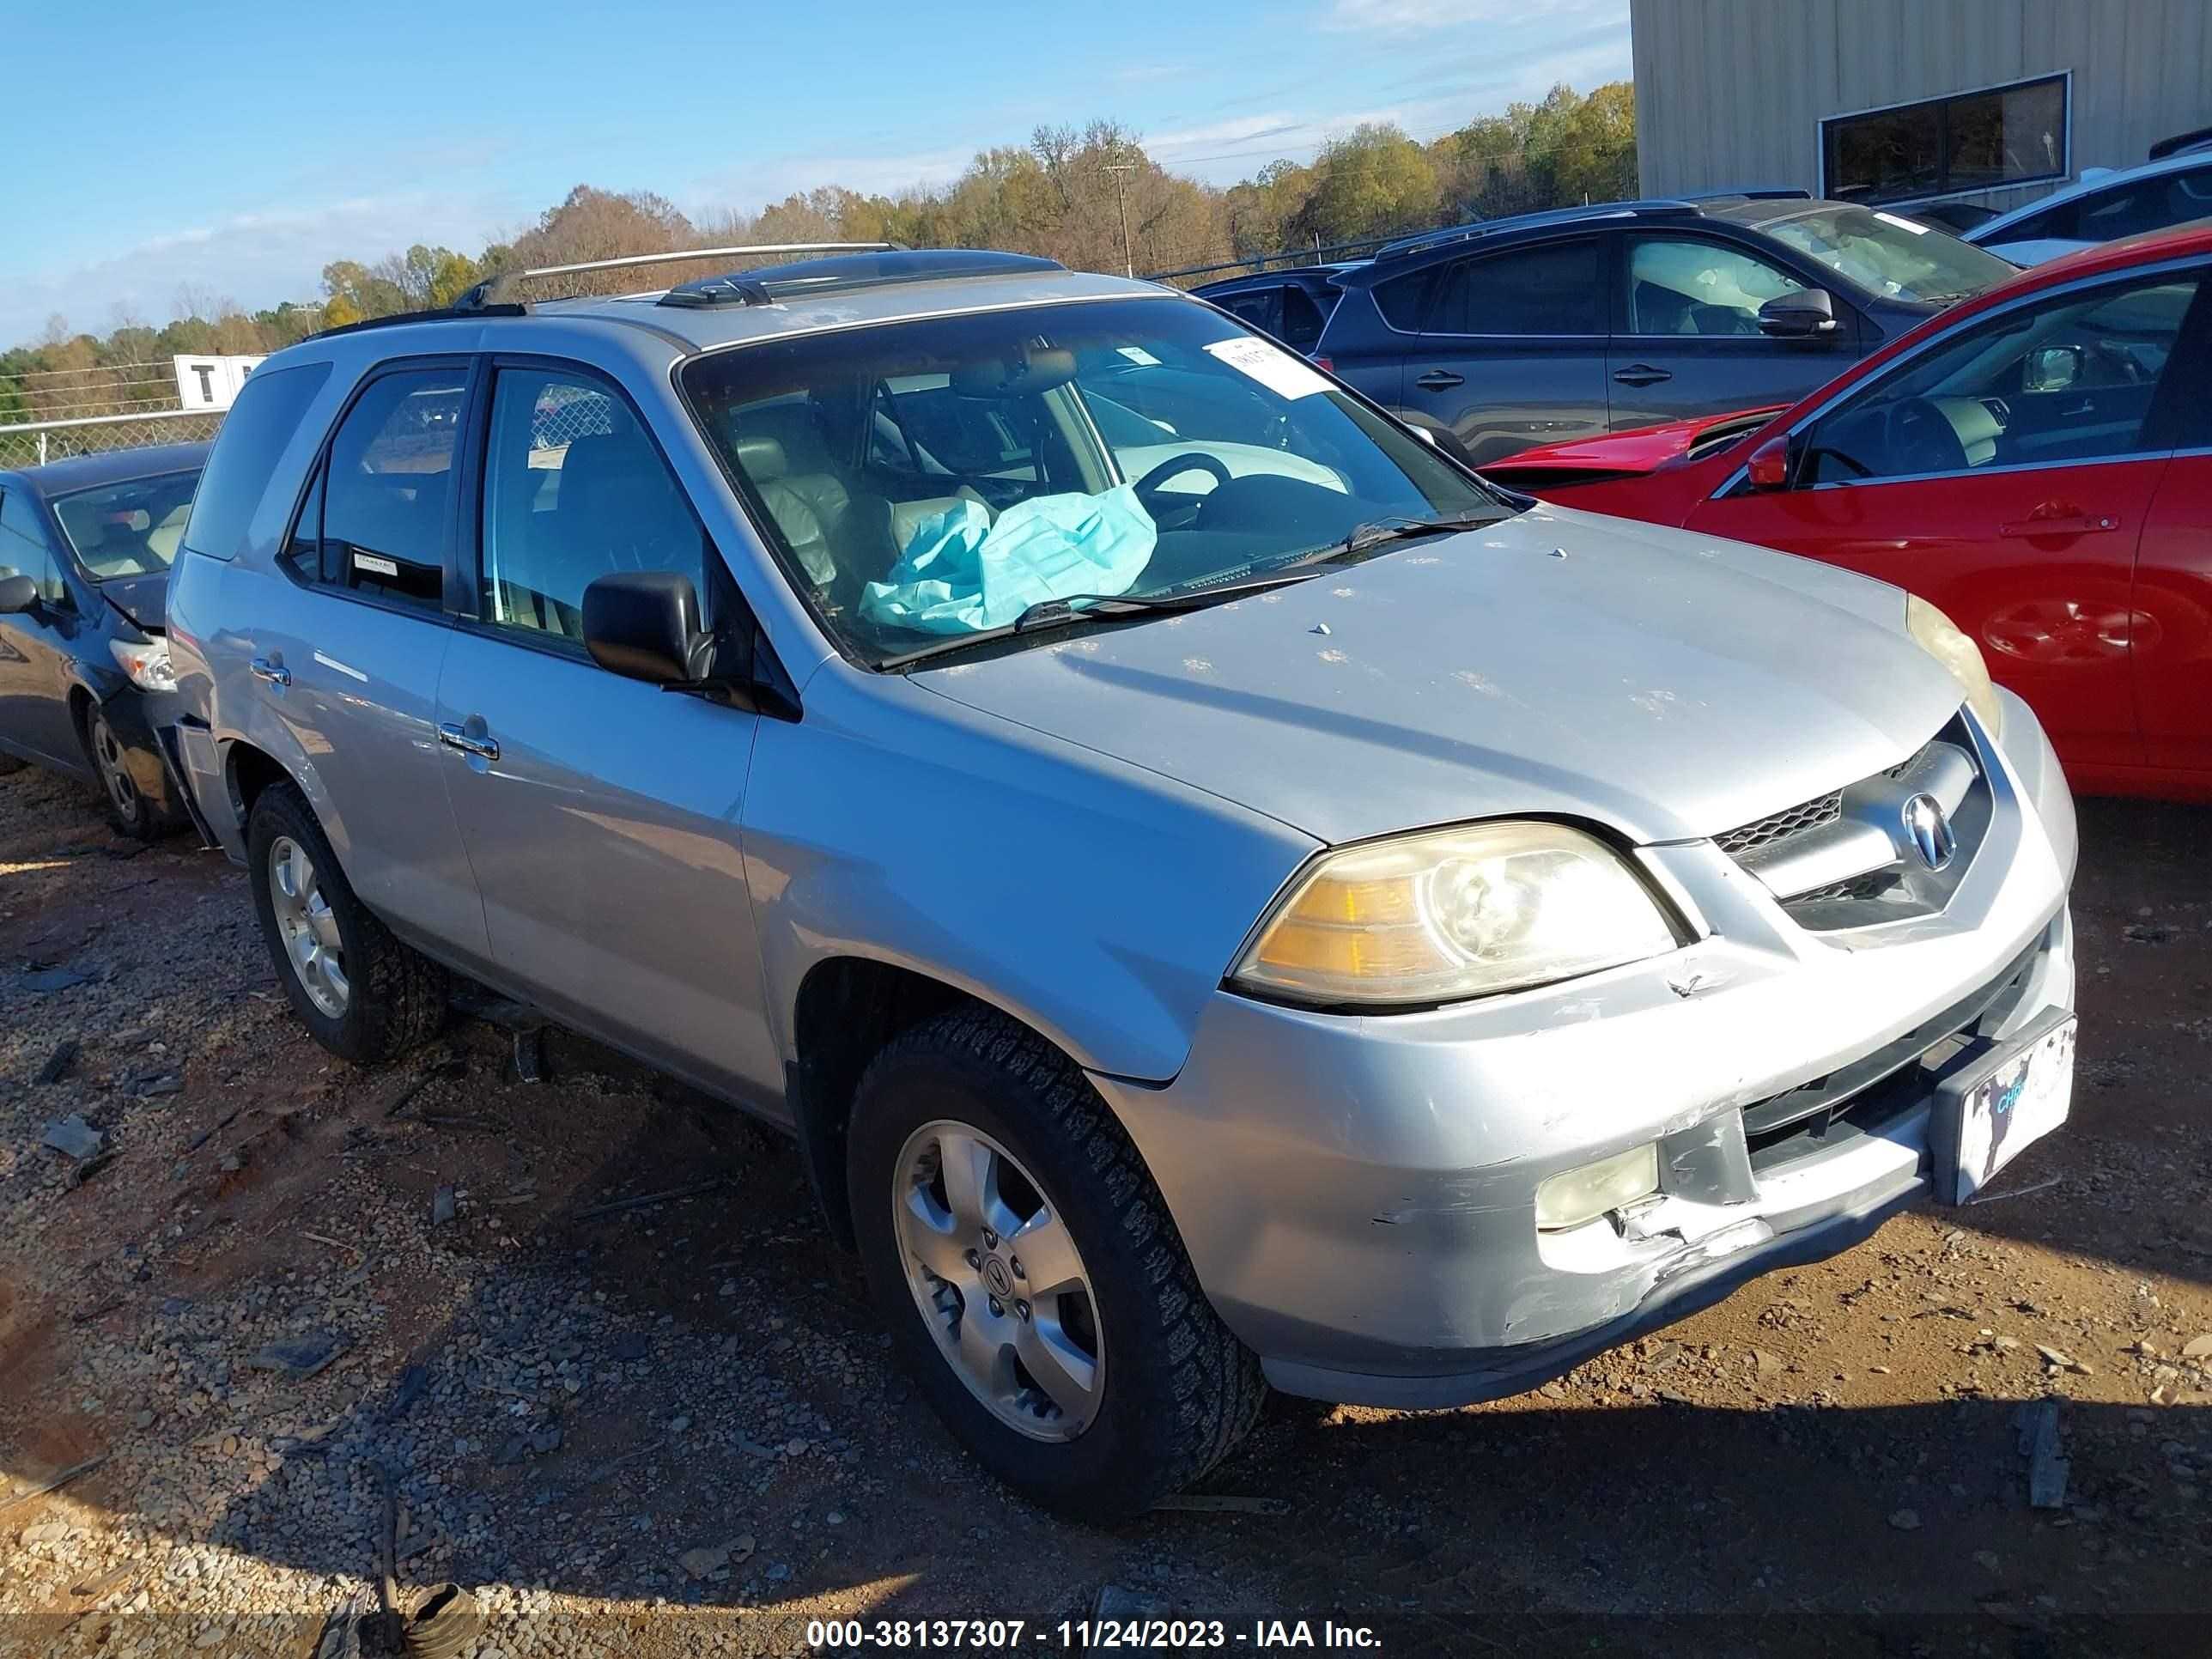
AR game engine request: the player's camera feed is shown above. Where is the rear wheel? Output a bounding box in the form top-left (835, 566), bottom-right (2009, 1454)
top-left (246, 781), bottom-right (447, 1064)
top-left (848, 1007), bottom-right (1265, 1519)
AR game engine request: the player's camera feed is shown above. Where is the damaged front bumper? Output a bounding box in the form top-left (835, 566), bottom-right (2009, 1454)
top-left (1094, 693), bottom-right (2076, 1409)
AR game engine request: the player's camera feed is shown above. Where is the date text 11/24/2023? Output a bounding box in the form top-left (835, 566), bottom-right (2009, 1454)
top-left (805, 1618), bottom-right (1385, 1649)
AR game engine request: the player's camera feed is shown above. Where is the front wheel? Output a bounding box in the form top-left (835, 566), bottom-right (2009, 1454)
top-left (84, 704), bottom-right (173, 841)
top-left (848, 1008), bottom-right (1265, 1520)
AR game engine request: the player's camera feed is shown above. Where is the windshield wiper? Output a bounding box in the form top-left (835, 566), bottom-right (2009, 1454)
top-left (878, 571), bottom-right (1322, 672)
top-left (878, 512), bottom-right (1504, 672)
top-left (1265, 509), bottom-right (1505, 574)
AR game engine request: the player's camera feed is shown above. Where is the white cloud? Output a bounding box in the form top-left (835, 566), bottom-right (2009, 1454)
top-left (1324, 0), bottom-right (1546, 32)
top-left (687, 146), bottom-right (976, 215)
top-left (0, 189), bottom-right (514, 350)
top-left (1146, 114), bottom-right (1305, 156)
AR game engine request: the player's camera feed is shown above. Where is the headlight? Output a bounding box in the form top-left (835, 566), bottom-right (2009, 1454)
top-left (1231, 821), bottom-right (1681, 1006)
top-left (109, 637), bottom-right (176, 692)
top-left (1905, 595), bottom-right (2002, 738)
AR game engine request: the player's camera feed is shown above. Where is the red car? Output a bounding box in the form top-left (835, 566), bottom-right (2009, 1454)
top-left (1482, 224), bottom-right (2212, 802)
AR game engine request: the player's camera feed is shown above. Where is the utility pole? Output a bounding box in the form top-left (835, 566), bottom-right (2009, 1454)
top-left (1104, 153), bottom-right (1136, 278)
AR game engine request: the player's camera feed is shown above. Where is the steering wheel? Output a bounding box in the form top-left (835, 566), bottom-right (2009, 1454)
top-left (1881, 397), bottom-right (1971, 477)
top-left (1132, 452), bottom-right (1234, 503)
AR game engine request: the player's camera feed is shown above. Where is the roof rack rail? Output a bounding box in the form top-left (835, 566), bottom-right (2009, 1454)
top-left (1678, 186), bottom-right (1814, 204)
top-left (658, 248), bottom-right (1064, 309)
top-left (455, 243), bottom-right (900, 308)
top-left (309, 301), bottom-right (529, 343)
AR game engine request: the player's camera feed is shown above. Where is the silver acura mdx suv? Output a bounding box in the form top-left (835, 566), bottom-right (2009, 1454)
top-left (165, 247), bottom-right (2079, 1518)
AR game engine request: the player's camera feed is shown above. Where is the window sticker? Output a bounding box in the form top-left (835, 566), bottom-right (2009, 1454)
top-left (1203, 337), bottom-right (1332, 399)
top-left (1115, 345), bottom-right (1163, 367)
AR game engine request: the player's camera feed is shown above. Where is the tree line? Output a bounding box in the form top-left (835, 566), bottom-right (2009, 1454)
top-left (2, 83), bottom-right (1632, 425)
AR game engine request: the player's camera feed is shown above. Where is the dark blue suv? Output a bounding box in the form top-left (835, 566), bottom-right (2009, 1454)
top-left (1313, 194), bottom-right (2016, 464)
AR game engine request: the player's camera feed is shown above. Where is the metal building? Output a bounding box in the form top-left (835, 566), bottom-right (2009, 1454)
top-left (1632, 0), bottom-right (2212, 216)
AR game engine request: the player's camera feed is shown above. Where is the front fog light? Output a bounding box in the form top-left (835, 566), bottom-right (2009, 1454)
top-left (1534, 1143), bottom-right (1660, 1231)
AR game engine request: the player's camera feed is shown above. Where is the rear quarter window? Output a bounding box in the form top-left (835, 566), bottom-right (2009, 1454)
top-left (180, 362), bottom-right (332, 561)
top-left (1370, 269), bottom-right (1434, 331)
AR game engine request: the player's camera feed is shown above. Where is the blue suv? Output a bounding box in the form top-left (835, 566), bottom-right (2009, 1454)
top-left (1313, 193), bottom-right (2016, 464)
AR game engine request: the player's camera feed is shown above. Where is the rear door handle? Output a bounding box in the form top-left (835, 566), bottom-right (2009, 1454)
top-left (248, 657), bottom-right (291, 688)
top-left (1999, 511), bottom-right (2120, 538)
top-left (1612, 363), bottom-right (1674, 386)
top-left (1414, 369), bottom-right (1466, 391)
top-left (437, 722), bottom-right (501, 763)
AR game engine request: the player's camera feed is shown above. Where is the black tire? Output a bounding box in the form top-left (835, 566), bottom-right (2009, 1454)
top-left (82, 703), bottom-right (174, 841)
top-left (246, 781), bottom-right (447, 1066)
top-left (848, 1006), bottom-right (1266, 1520)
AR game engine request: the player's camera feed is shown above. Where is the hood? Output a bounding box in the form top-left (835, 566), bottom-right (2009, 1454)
top-left (914, 504), bottom-right (1966, 848)
top-left (99, 569), bottom-right (169, 633)
top-left (1482, 407), bottom-right (1786, 485)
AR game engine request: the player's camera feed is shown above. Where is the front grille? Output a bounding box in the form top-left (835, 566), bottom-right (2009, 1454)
top-left (1790, 872), bottom-right (1898, 906)
top-left (1713, 790), bottom-right (1842, 857)
top-left (1712, 715), bottom-right (1990, 933)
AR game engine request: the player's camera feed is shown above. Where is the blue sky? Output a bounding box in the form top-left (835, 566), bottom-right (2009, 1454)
top-left (2, 0), bottom-right (1629, 349)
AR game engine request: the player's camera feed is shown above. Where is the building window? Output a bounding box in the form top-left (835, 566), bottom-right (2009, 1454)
top-left (1821, 74), bottom-right (2068, 206)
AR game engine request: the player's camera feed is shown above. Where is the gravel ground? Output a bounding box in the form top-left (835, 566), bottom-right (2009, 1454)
top-left (0, 761), bottom-right (2207, 1658)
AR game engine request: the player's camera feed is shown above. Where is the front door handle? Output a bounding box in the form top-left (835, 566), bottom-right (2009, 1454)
top-left (248, 657), bottom-right (291, 688)
top-left (437, 722), bottom-right (501, 763)
top-left (1414, 368), bottom-right (1466, 391)
top-left (1612, 363), bottom-right (1674, 386)
top-left (1999, 509), bottom-right (2120, 539)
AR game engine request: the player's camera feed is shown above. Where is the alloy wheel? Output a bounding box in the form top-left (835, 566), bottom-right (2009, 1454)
top-left (268, 835), bottom-right (349, 1018)
top-left (90, 712), bottom-right (140, 827)
top-left (892, 1120), bottom-right (1106, 1442)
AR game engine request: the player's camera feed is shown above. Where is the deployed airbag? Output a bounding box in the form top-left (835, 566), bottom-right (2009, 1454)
top-left (859, 485), bottom-right (1157, 634)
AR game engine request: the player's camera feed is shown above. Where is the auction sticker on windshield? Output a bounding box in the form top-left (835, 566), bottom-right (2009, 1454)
top-left (1933, 1009), bottom-right (2074, 1203)
top-left (1204, 336), bottom-right (1332, 399)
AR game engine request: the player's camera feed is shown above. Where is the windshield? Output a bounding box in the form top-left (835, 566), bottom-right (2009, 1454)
top-left (52, 470), bottom-right (201, 580)
top-left (678, 296), bottom-right (1506, 666)
top-left (1763, 205), bottom-right (2018, 303)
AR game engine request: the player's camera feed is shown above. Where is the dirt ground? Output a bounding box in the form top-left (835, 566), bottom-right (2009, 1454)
top-left (0, 761), bottom-right (2205, 1659)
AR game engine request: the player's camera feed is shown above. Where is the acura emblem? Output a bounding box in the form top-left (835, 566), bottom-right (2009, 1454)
top-left (1902, 793), bottom-right (1955, 871)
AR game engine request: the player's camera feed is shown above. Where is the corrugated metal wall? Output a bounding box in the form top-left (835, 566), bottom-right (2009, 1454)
top-left (1632, 0), bottom-right (2212, 211)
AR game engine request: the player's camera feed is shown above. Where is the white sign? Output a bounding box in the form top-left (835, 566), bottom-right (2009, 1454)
top-left (1203, 336), bottom-right (1332, 400)
top-left (172, 355), bottom-right (265, 412)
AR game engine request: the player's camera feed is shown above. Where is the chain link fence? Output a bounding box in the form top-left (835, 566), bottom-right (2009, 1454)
top-left (0, 409), bottom-right (225, 470)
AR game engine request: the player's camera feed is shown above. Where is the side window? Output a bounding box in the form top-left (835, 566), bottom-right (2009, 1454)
top-left (1626, 239), bottom-right (1804, 336)
top-left (0, 488), bottom-right (68, 603)
top-left (181, 361), bottom-right (331, 562)
top-left (278, 468), bottom-right (324, 581)
top-left (479, 368), bottom-right (708, 647)
top-left (1370, 268), bottom-right (1433, 331)
top-left (1799, 271), bottom-right (2205, 484)
top-left (1426, 240), bottom-right (1603, 336)
top-left (1222, 289), bottom-right (1282, 338)
top-left (321, 368), bottom-right (466, 608)
top-left (2072, 164), bottom-right (2212, 243)
top-left (1280, 285), bottom-right (1328, 350)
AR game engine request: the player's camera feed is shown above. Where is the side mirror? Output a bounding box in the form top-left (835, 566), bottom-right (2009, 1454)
top-left (1757, 288), bottom-right (1840, 340)
top-left (1747, 434), bottom-right (1792, 490)
top-left (582, 571), bottom-right (714, 686)
top-left (2023, 344), bottom-right (2083, 393)
top-left (0, 574), bottom-right (36, 614)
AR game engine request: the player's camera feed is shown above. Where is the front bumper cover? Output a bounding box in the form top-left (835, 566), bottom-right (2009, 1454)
top-left (1092, 694), bottom-right (2076, 1408)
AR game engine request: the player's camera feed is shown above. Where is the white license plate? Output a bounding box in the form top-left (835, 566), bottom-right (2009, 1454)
top-left (1947, 1015), bottom-right (2075, 1203)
